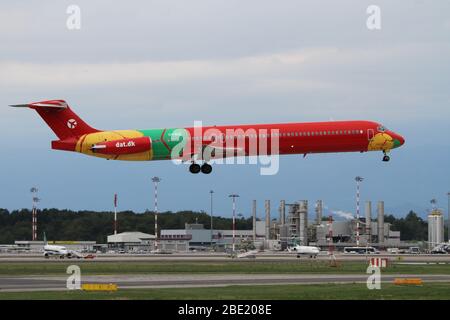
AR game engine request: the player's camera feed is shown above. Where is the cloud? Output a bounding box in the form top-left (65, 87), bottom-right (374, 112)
top-left (332, 210), bottom-right (355, 220)
top-left (2, 43), bottom-right (448, 90)
top-left (0, 49), bottom-right (330, 88)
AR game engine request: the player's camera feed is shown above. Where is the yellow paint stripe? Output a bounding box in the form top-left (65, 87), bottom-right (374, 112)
top-left (81, 283), bottom-right (118, 291)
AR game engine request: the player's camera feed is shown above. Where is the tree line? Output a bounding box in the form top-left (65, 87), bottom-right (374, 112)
top-left (384, 210), bottom-right (434, 241)
top-left (0, 208), bottom-right (253, 244)
top-left (0, 208), bottom-right (444, 244)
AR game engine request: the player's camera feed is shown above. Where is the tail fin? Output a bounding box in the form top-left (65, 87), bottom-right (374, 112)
top-left (43, 232), bottom-right (48, 246)
top-left (10, 100), bottom-right (99, 140)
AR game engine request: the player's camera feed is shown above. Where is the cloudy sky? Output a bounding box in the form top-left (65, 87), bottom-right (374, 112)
top-left (0, 1), bottom-right (449, 220)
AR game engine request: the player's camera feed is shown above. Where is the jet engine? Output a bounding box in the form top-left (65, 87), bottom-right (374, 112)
top-left (90, 136), bottom-right (152, 155)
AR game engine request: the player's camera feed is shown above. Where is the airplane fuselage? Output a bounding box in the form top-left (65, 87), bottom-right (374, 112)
top-left (53, 120), bottom-right (404, 161)
top-left (12, 100), bottom-right (405, 174)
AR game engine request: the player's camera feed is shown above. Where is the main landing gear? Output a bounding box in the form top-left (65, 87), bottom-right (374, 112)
top-left (382, 151), bottom-right (390, 162)
top-left (189, 163), bottom-right (212, 174)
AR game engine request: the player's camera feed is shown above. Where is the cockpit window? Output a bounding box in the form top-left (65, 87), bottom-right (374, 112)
top-left (377, 125), bottom-right (387, 132)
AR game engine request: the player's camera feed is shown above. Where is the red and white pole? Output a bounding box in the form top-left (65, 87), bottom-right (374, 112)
top-left (32, 206), bottom-right (36, 241)
top-left (152, 177), bottom-right (161, 251)
top-left (30, 187), bottom-right (39, 241)
top-left (355, 176), bottom-right (364, 247)
top-left (232, 199), bottom-right (236, 252)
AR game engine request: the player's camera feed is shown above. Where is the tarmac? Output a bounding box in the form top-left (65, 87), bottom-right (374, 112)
top-left (1, 274), bottom-right (450, 292)
top-left (1, 252), bottom-right (450, 263)
top-left (1, 253), bottom-right (449, 292)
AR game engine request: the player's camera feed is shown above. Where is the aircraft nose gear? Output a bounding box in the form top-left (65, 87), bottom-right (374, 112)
top-left (201, 163), bottom-right (212, 174)
top-left (189, 163), bottom-right (201, 174)
top-left (382, 151), bottom-right (390, 162)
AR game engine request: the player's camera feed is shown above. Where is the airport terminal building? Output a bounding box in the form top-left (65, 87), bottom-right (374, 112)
top-left (160, 222), bottom-right (268, 250)
top-left (107, 232), bottom-right (156, 252)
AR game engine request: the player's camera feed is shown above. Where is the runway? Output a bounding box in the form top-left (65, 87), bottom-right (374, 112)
top-left (1, 253), bottom-right (450, 263)
top-left (1, 274), bottom-right (450, 292)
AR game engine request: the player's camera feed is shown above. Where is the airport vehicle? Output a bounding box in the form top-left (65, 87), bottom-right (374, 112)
top-left (236, 250), bottom-right (259, 259)
top-left (387, 248), bottom-right (399, 254)
top-left (0, 245), bottom-right (30, 253)
top-left (343, 246), bottom-right (379, 254)
top-left (287, 245), bottom-right (321, 258)
top-left (11, 100), bottom-right (405, 174)
top-left (408, 247), bottom-right (421, 254)
top-left (67, 250), bottom-right (83, 259)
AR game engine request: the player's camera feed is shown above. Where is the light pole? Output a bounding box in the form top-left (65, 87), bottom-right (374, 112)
top-left (229, 194), bottom-right (240, 252)
top-left (152, 177), bottom-right (161, 251)
top-left (30, 187), bottom-right (40, 241)
top-left (355, 176), bottom-right (364, 247)
top-left (430, 198), bottom-right (437, 210)
top-left (210, 190), bottom-right (214, 248)
top-left (447, 192), bottom-right (450, 243)
top-left (114, 194), bottom-right (118, 235)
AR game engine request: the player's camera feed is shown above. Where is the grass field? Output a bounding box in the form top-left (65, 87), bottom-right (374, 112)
top-left (0, 283), bottom-right (449, 300)
top-left (0, 260), bottom-right (449, 276)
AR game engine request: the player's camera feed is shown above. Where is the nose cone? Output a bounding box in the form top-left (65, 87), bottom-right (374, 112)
top-left (393, 133), bottom-right (405, 148)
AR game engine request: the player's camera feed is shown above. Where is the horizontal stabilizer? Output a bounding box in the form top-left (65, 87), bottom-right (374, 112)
top-left (9, 100), bottom-right (68, 109)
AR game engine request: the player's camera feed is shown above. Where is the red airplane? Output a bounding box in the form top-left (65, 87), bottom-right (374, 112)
top-left (11, 100), bottom-right (405, 174)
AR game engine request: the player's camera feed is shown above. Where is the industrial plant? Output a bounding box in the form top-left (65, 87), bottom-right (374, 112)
top-left (157, 199), bottom-right (408, 252)
top-left (4, 197), bottom-right (448, 255)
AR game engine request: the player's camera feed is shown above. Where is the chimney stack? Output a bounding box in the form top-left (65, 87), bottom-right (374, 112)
top-left (252, 200), bottom-right (257, 241)
top-left (279, 200), bottom-right (285, 225)
top-left (377, 201), bottom-right (384, 245)
top-left (365, 201), bottom-right (372, 235)
top-left (299, 200), bottom-right (308, 245)
top-left (265, 200), bottom-right (271, 240)
top-left (315, 200), bottom-right (323, 225)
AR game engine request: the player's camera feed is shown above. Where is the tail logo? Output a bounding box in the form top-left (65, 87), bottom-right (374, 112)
top-left (67, 119), bottom-right (77, 129)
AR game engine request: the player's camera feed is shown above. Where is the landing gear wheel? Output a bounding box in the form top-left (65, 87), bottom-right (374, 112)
top-left (201, 163), bottom-right (212, 174)
top-left (189, 163), bottom-right (201, 174)
top-left (382, 155), bottom-right (390, 162)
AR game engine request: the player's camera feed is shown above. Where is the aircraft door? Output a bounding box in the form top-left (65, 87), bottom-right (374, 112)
top-left (367, 129), bottom-right (374, 141)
